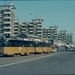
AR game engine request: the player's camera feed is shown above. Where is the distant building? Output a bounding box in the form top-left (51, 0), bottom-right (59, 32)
top-left (49, 26), bottom-right (58, 40)
top-left (42, 28), bottom-right (48, 38)
top-left (14, 18), bottom-right (43, 37)
top-left (42, 26), bottom-right (58, 41)
top-left (32, 17), bottom-right (43, 37)
top-left (66, 33), bottom-right (73, 43)
top-left (0, 2), bottom-right (16, 38)
top-left (58, 30), bottom-right (67, 43)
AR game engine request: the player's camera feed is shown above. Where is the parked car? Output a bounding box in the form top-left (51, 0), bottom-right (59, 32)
top-left (69, 48), bottom-right (75, 52)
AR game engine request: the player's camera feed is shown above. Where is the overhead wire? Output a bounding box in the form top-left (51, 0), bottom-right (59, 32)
top-left (14, 5), bottom-right (75, 22)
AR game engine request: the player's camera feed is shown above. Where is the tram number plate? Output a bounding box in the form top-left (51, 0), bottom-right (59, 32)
top-left (36, 47), bottom-right (38, 51)
top-left (44, 47), bottom-right (46, 49)
top-left (19, 47), bottom-right (22, 50)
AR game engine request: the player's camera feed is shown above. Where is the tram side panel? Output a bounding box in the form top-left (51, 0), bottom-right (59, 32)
top-left (42, 43), bottom-right (52, 53)
top-left (3, 47), bottom-right (27, 56)
top-left (48, 43), bottom-right (52, 53)
top-left (49, 47), bottom-right (52, 52)
top-left (35, 47), bottom-right (43, 54)
top-left (2, 46), bottom-right (52, 56)
top-left (26, 47), bottom-right (35, 55)
top-left (42, 47), bottom-right (52, 53)
top-left (3, 47), bottom-right (16, 56)
top-left (42, 43), bottom-right (48, 53)
top-left (42, 47), bottom-right (47, 53)
top-left (46, 47), bottom-right (49, 53)
top-left (35, 42), bottom-right (43, 54)
top-left (17, 47), bottom-right (27, 55)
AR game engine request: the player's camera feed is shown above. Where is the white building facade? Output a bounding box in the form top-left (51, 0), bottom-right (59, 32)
top-left (0, 2), bottom-right (15, 38)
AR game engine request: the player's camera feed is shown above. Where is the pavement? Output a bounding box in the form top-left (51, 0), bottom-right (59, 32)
top-left (0, 51), bottom-right (75, 75)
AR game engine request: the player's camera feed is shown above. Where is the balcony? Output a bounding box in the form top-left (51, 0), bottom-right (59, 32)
top-left (29, 27), bottom-right (33, 29)
top-left (37, 34), bottom-right (41, 35)
top-left (22, 31), bottom-right (25, 33)
top-left (48, 33), bottom-right (51, 34)
top-left (37, 30), bottom-right (42, 32)
top-left (29, 31), bottom-right (33, 32)
top-left (37, 27), bottom-right (41, 29)
top-left (21, 28), bottom-right (25, 29)
top-left (14, 27), bottom-right (18, 29)
top-left (4, 32), bottom-right (11, 34)
top-left (4, 22), bottom-right (11, 24)
top-left (29, 24), bottom-right (33, 26)
top-left (4, 12), bottom-right (11, 14)
top-left (37, 23), bottom-right (41, 26)
top-left (4, 16), bottom-right (11, 19)
top-left (37, 34), bottom-right (42, 36)
top-left (4, 27), bottom-right (11, 29)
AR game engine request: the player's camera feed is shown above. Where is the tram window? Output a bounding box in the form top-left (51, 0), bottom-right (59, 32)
top-left (36, 43), bottom-right (39, 47)
top-left (37, 42), bottom-right (43, 47)
top-left (0, 43), bottom-right (5, 47)
top-left (47, 44), bottom-right (49, 47)
top-left (9, 42), bottom-right (15, 46)
top-left (24, 42), bottom-right (27, 47)
top-left (42, 43), bottom-right (48, 47)
top-left (28, 42), bottom-right (34, 47)
top-left (49, 44), bottom-right (51, 47)
top-left (6, 42), bottom-right (10, 46)
top-left (6, 40), bottom-right (35, 47)
top-left (36, 44), bottom-right (38, 47)
top-left (6, 40), bottom-right (20, 47)
top-left (41, 43), bottom-right (43, 47)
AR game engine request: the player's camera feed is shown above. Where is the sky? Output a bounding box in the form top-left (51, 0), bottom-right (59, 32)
top-left (0, 0), bottom-right (75, 42)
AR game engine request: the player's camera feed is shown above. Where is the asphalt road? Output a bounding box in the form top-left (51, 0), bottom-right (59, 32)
top-left (0, 52), bottom-right (75, 75)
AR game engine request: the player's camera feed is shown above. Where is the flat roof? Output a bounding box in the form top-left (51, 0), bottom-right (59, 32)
top-left (0, 5), bottom-right (16, 9)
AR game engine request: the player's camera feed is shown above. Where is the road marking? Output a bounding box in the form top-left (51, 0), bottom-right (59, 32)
top-left (0, 53), bottom-right (58, 68)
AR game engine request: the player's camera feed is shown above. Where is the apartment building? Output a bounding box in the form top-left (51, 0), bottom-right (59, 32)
top-left (28, 22), bottom-right (34, 35)
top-left (14, 22), bottom-right (19, 35)
top-left (0, 2), bottom-right (16, 38)
top-left (42, 28), bottom-right (51, 39)
top-left (66, 33), bottom-right (73, 43)
top-left (0, 3), bottom-right (15, 38)
top-left (14, 18), bottom-right (43, 37)
top-left (14, 22), bottom-right (28, 36)
top-left (58, 30), bottom-right (67, 43)
top-left (32, 17), bottom-right (43, 37)
top-left (42, 26), bottom-right (58, 41)
top-left (49, 26), bottom-right (58, 40)
top-left (42, 28), bottom-right (48, 38)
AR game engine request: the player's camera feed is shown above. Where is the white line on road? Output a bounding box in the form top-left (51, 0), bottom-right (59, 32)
top-left (0, 53), bottom-right (58, 68)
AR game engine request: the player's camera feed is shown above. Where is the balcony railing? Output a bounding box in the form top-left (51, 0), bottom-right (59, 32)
top-left (4, 12), bottom-right (11, 14)
top-left (4, 32), bottom-right (11, 34)
top-left (4, 22), bottom-right (11, 24)
top-left (4, 16), bottom-right (11, 19)
top-left (4, 27), bottom-right (11, 29)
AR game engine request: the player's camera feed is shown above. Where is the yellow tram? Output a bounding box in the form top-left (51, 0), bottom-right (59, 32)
top-left (0, 37), bottom-right (52, 56)
top-left (35, 42), bottom-right (52, 54)
top-left (2, 38), bottom-right (35, 56)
